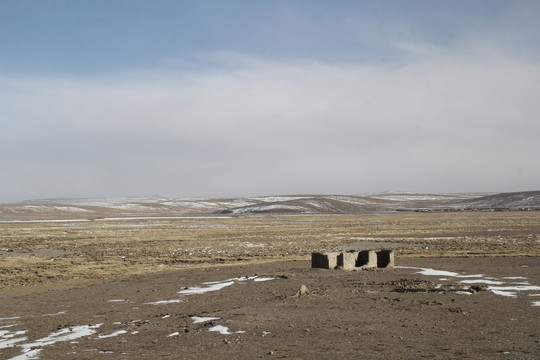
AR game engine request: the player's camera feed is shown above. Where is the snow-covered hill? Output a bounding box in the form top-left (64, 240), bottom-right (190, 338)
top-left (1, 191), bottom-right (538, 220)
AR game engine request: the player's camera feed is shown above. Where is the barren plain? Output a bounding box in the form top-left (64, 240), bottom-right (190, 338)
top-left (1, 193), bottom-right (539, 359)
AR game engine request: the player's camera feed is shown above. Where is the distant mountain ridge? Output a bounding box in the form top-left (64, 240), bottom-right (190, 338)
top-left (1, 191), bottom-right (539, 220)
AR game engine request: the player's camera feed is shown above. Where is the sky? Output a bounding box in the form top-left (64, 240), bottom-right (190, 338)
top-left (1, 0), bottom-right (539, 202)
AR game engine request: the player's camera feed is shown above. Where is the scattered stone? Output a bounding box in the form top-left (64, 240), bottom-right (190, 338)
top-left (292, 285), bottom-right (310, 297)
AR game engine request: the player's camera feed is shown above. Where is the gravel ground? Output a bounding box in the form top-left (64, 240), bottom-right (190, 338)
top-left (1, 257), bottom-right (539, 359)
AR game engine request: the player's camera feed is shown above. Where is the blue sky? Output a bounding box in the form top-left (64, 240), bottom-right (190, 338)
top-left (1, 1), bottom-right (539, 202)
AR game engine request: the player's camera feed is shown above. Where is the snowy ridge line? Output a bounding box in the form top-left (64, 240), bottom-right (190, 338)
top-left (2, 191), bottom-right (539, 218)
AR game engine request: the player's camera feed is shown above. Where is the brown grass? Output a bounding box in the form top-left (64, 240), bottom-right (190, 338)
top-left (1, 212), bottom-right (539, 289)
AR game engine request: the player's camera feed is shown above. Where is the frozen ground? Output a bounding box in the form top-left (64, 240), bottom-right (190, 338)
top-left (0, 257), bottom-right (538, 359)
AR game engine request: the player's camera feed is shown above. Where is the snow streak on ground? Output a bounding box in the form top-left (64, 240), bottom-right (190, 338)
top-left (177, 275), bottom-right (270, 295)
top-left (0, 275), bottom-right (274, 359)
top-left (145, 299), bottom-right (182, 305)
top-left (397, 266), bottom-right (540, 305)
top-left (6, 324), bottom-right (103, 360)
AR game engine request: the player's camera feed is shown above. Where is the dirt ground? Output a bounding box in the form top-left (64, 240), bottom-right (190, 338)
top-left (1, 212), bottom-right (539, 359)
top-left (1, 257), bottom-right (539, 359)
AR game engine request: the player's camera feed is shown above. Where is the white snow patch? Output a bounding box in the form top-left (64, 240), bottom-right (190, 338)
top-left (54, 206), bottom-right (93, 213)
top-left (145, 299), bottom-right (182, 305)
top-left (1, 330), bottom-right (28, 349)
top-left (0, 219), bottom-right (90, 224)
top-left (208, 325), bottom-right (244, 335)
top-left (398, 266), bottom-right (540, 304)
top-left (167, 332), bottom-right (179, 337)
top-left (10, 324), bottom-right (102, 359)
top-left (179, 275), bottom-right (273, 295)
top-left (488, 285), bottom-right (540, 293)
top-left (9, 348), bottom-right (42, 359)
top-left (191, 316), bottom-right (220, 324)
top-left (490, 290), bottom-right (517, 297)
top-left (254, 277), bottom-right (274, 282)
top-left (396, 266), bottom-right (460, 277)
top-left (532, 301), bottom-right (540, 306)
top-left (249, 196), bottom-right (308, 202)
top-left (42, 311), bottom-right (66, 317)
top-left (459, 279), bottom-right (505, 285)
top-left (107, 299), bottom-right (127, 303)
top-left (178, 281), bottom-right (236, 295)
top-left (97, 330), bottom-right (127, 339)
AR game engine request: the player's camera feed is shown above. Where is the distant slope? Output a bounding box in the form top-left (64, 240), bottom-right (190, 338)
top-left (450, 191), bottom-right (540, 211)
top-left (1, 191), bottom-right (539, 220)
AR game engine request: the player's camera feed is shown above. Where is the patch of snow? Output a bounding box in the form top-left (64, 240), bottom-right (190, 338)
top-left (107, 299), bottom-right (127, 303)
top-left (398, 266), bottom-right (540, 304)
top-left (9, 348), bottom-right (42, 359)
top-left (490, 290), bottom-right (517, 297)
top-left (397, 266), bottom-right (460, 277)
top-left (167, 332), bottom-right (179, 337)
top-left (532, 301), bottom-right (540, 307)
top-left (42, 311), bottom-right (66, 317)
top-left (488, 285), bottom-right (540, 293)
top-left (11, 324), bottom-right (102, 359)
top-left (53, 206), bottom-right (93, 213)
top-left (249, 196), bottom-right (308, 202)
top-left (459, 279), bottom-right (505, 285)
top-left (327, 196), bottom-right (377, 205)
top-left (455, 291), bottom-right (473, 295)
top-left (254, 277), bottom-right (274, 282)
top-left (0, 219), bottom-right (90, 224)
top-left (97, 216), bottom-right (232, 221)
top-left (179, 276), bottom-right (273, 296)
top-left (191, 316), bottom-right (220, 324)
top-left (97, 330), bottom-right (127, 339)
top-left (1, 330), bottom-right (28, 349)
top-left (178, 280), bottom-right (236, 295)
top-left (145, 299), bottom-right (182, 305)
top-left (208, 325), bottom-right (243, 335)
top-left (231, 204), bottom-right (306, 214)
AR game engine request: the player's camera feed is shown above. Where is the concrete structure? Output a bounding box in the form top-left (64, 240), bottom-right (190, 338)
top-left (376, 250), bottom-right (394, 268)
top-left (337, 251), bottom-right (357, 270)
top-left (311, 252), bottom-right (339, 269)
top-left (356, 250), bottom-right (377, 268)
top-left (312, 250), bottom-right (394, 270)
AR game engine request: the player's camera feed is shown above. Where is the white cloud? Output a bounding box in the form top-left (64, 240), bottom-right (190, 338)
top-left (1, 46), bottom-right (539, 202)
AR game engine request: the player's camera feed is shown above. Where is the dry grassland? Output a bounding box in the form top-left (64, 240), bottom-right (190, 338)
top-left (1, 212), bottom-right (539, 289)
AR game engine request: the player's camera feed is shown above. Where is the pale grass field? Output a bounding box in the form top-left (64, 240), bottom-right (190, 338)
top-left (1, 212), bottom-right (539, 289)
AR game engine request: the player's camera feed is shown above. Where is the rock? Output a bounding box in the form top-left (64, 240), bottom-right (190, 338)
top-left (292, 285), bottom-right (310, 297)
